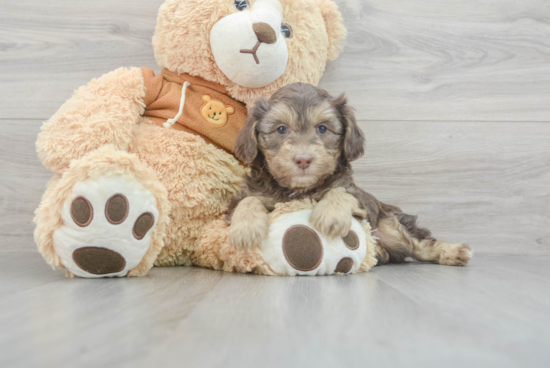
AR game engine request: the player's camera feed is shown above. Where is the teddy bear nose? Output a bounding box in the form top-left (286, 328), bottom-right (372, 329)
top-left (253, 22), bottom-right (277, 44)
top-left (294, 155), bottom-right (313, 170)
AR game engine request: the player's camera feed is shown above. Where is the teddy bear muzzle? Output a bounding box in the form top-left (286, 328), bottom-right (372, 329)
top-left (210, 0), bottom-right (288, 88)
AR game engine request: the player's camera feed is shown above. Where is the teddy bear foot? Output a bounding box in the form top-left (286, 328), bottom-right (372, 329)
top-left (52, 175), bottom-right (160, 278)
top-left (261, 209), bottom-right (374, 276)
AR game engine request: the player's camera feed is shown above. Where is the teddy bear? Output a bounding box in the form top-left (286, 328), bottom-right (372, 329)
top-left (34, 0), bottom-right (378, 278)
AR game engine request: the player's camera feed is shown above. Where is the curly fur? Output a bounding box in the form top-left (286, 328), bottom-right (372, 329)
top-left (35, 0), bottom-right (348, 276)
top-left (231, 83), bottom-right (473, 267)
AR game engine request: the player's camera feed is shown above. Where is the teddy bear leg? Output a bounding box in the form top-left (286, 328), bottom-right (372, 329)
top-left (34, 146), bottom-right (171, 278)
top-left (261, 210), bottom-right (376, 276)
top-left (194, 219), bottom-right (276, 275)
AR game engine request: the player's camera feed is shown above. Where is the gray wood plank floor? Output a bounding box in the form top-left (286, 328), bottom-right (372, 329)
top-left (1, 0), bottom-right (550, 121)
top-left (2, 119), bottom-right (549, 254)
top-left (1, 252), bottom-right (549, 368)
top-left (1, 0), bottom-right (549, 366)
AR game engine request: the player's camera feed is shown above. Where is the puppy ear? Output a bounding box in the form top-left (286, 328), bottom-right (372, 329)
top-left (315, 0), bottom-right (347, 61)
top-left (332, 93), bottom-right (365, 162)
top-left (234, 97), bottom-right (270, 164)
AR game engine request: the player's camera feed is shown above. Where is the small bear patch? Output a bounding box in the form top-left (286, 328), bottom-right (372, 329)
top-left (201, 95), bottom-right (235, 127)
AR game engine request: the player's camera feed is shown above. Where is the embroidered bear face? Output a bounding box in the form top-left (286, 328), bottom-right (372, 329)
top-left (201, 95), bottom-right (235, 126)
top-left (152, 0), bottom-right (346, 107)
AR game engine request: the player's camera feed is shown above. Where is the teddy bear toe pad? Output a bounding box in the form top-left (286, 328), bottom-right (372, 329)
top-left (262, 210), bottom-right (367, 276)
top-left (282, 225), bottom-right (323, 271)
top-left (53, 175), bottom-right (158, 278)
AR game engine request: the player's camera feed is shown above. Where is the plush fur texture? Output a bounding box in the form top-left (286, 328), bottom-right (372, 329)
top-left (153, 0), bottom-right (346, 106)
top-left (130, 119), bottom-right (246, 268)
top-left (34, 145), bottom-right (171, 277)
top-left (35, 0), bottom-right (347, 276)
top-left (229, 83), bottom-right (473, 267)
top-left (37, 68), bottom-right (147, 173)
top-left (196, 198), bottom-right (378, 275)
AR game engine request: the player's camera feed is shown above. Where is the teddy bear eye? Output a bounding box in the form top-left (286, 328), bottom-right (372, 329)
top-left (281, 24), bottom-right (293, 39)
top-left (317, 125), bottom-right (327, 134)
top-left (277, 126), bottom-right (288, 135)
top-left (234, 0), bottom-right (249, 11)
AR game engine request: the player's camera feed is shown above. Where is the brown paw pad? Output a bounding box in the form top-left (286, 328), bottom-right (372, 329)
top-left (133, 212), bottom-right (155, 240)
top-left (71, 197), bottom-right (93, 227)
top-left (72, 247), bottom-right (126, 275)
top-left (105, 194), bottom-right (129, 224)
top-left (283, 225), bottom-right (323, 272)
top-left (335, 257), bottom-right (353, 274)
top-left (343, 231), bottom-right (359, 250)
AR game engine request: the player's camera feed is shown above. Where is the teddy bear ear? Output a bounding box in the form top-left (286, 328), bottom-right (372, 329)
top-left (315, 0), bottom-right (348, 61)
top-left (226, 106), bottom-right (235, 115)
top-left (202, 95), bottom-right (212, 103)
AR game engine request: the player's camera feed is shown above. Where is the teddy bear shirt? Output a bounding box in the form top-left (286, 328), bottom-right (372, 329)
top-left (141, 67), bottom-right (248, 154)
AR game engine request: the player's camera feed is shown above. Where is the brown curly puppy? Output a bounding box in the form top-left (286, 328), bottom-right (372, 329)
top-left (228, 83), bottom-right (472, 266)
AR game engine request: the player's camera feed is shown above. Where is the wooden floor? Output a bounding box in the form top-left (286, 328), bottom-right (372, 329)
top-left (1, 0), bottom-right (549, 366)
top-left (1, 253), bottom-right (549, 368)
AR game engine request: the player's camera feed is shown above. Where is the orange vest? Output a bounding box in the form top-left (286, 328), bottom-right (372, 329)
top-left (141, 67), bottom-right (248, 153)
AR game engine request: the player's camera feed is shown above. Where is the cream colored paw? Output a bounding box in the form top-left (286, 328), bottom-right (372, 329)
top-left (309, 202), bottom-right (352, 238)
top-left (53, 175), bottom-right (159, 278)
top-left (261, 209), bottom-right (370, 276)
top-left (439, 243), bottom-right (473, 266)
top-left (229, 215), bottom-right (269, 250)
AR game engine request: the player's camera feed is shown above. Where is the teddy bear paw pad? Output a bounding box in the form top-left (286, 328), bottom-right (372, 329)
top-left (261, 210), bottom-right (368, 276)
top-left (53, 175), bottom-right (159, 278)
top-left (72, 247), bottom-right (126, 275)
top-left (282, 225), bottom-right (323, 272)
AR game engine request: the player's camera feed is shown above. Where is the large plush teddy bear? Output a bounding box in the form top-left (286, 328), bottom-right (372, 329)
top-left (34, 0), bottom-right (378, 278)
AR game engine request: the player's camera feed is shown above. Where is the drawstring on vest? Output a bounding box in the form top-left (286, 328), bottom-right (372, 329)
top-left (164, 81), bottom-right (191, 129)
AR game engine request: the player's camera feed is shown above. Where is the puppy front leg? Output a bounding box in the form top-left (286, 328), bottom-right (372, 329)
top-left (229, 197), bottom-right (270, 250)
top-left (310, 188), bottom-right (366, 238)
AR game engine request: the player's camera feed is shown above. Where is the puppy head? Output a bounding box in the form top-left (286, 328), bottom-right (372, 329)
top-left (234, 83), bottom-right (365, 190)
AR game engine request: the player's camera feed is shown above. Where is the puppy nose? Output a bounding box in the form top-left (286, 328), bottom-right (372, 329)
top-left (295, 155), bottom-right (313, 170)
top-left (253, 22), bottom-right (277, 44)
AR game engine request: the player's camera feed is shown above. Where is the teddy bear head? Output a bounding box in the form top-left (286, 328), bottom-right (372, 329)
top-left (153, 0), bottom-right (346, 106)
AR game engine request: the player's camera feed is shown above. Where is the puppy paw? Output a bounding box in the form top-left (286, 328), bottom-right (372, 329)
top-left (375, 245), bottom-right (391, 265)
top-left (229, 215), bottom-right (269, 250)
top-left (309, 202), bottom-right (352, 238)
top-left (439, 243), bottom-right (473, 266)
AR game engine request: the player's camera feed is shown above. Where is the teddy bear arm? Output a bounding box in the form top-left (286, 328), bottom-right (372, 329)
top-left (37, 67), bottom-right (148, 173)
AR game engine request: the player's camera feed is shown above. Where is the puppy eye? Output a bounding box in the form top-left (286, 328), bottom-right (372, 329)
top-left (281, 24), bottom-right (293, 39)
top-left (317, 125), bottom-right (328, 134)
top-left (234, 0), bottom-right (249, 11)
top-left (277, 126), bottom-right (288, 135)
